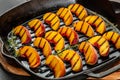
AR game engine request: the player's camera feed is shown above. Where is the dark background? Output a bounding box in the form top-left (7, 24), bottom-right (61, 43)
top-left (0, 0), bottom-right (120, 80)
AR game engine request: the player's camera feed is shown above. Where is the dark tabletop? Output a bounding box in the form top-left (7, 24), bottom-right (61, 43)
top-left (0, 0), bottom-right (120, 80)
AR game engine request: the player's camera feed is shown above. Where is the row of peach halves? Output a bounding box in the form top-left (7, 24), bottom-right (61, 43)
top-left (12, 3), bottom-right (120, 78)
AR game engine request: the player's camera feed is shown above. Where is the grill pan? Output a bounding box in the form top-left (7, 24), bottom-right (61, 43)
top-left (0, 0), bottom-right (120, 80)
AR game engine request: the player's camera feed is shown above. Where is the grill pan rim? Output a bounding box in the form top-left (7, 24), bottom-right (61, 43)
top-left (0, 0), bottom-right (120, 80)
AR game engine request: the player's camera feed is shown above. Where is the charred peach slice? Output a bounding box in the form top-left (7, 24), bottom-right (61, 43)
top-left (88, 36), bottom-right (110, 57)
top-left (73, 21), bottom-right (94, 37)
top-left (43, 12), bottom-right (60, 30)
top-left (68, 3), bottom-right (88, 20)
top-left (13, 25), bottom-right (31, 44)
top-left (45, 31), bottom-right (65, 51)
top-left (79, 41), bottom-right (98, 65)
top-left (18, 46), bottom-right (40, 68)
top-left (28, 19), bottom-right (45, 37)
top-left (33, 37), bottom-right (52, 57)
top-left (56, 7), bottom-right (73, 25)
top-left (58, 26), bottom-right (79, 45)
top-left (58, 50), bottom-right (82, 72)
top-left (103, 31), bottom-right (120, 49)
top-left (84, 15), bottom-right (106, 34)
top-left (45, 55), bottom-right (66, 78)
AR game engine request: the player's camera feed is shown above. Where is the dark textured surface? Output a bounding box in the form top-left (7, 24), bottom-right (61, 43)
top-left (0, 0), bottom-right (120, 80)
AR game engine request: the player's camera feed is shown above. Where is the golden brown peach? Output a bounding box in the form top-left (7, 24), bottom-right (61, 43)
top-left (79, 41), bottom-right (98, 65)
top-left (18, 46), bottom-right (40, 68)
top-left (88, 36), bottom-right (110, 57)
top-left (56, 7), bottom-right (73, 25)
top-left (33, 37), bottom-right (52, 57)
top-left (84, 15), bottom-right (106, 34)
top-left (13, 25), bottom-right (31, 44)
top-left (43, 12), bottom-right (60, 30)
top-left (103, 31), bottom-right (120, 49)
top-left (68, 3), bottom-right (88, 20)
top-left (45, 31), bottom-right (65, 51)
top-left (58, 26), bottom-right (79, 45)
top-left (45, 55), bottom-right (66, 78)
top-left (58, 50), bottom-right (82, 72)
top-left (28, 19), bottom-right (45, 37)
top-left (73, 21), bottom-right (94, 37)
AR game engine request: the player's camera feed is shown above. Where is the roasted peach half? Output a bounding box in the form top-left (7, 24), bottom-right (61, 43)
top-left (56, 7), bottom-right (73, 25)
top-left (73, 21), bottom-right (95, 37)
top-left (88, 36), bottom-right (110, 57)
top-left (103, 31), bottom-right (120, 49)
top-left (18, 46), bottom-right (40, 68)
top-left (28, 19), bottom-right (45, 37)
top-left (45, 31), bottom-right (65, 51)
top-left (33, 37), bottom-right (52, 57)
top-left (45, 55), bottom-right (66, 78)
top-left (58, 50), bottom-right (82, 72)
top-left (79, 41), bottom-right (98, 65)
top-left (43, 12), bottom-right (60, 30)
top-left (13, 25), bottom-right (31, 44)
top-left (58, 26), bottom-right (79, 45)
top-left (68, 3), bottom-right (88, 20)
top-left (84, 15), bottom-right (106, 34)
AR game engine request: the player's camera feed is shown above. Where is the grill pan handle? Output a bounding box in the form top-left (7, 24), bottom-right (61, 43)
top-left (85, 61), bottom-right (120, 78)
top-left (86, 64), bottom-right (120, 78)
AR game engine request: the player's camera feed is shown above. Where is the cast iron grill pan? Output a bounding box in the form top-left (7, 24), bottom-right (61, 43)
top-left (6, 7), bottom-right (120, 80)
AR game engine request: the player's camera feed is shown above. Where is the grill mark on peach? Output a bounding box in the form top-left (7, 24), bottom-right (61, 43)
top-left (53, 62), bottom-right (58, 70)
top-left (51, 33), bottom-right (58, 41)
top-left (38, 38), bottom-right (42, 47)
top-left (98, 39), bottom-right (106, 46)
top-left (82, 42), bottom-right (87, 52)
top-left (50, 15), bottom-right (57, 22)
top-left (68, 30), bottom-right (73, 38)
top-left (81, 13), bottom-right (86, 20)
top-left (78, 8), bottom-right (84, 18)
top-left (85, 25), bottom-right (89, 35)
top-left (95, 37), bottom-right (102, 44)
top-left (64, 15), bottom-right (71, 24)
top-left (74, 4), bottom-right (81, 13)
top-left (35, 23), bottom-right (41, 32)
top-left (110, 32), bottom-right (115, 41)
top-left (86, 26), bottom-right (91, 36)
top-left (33, 20), bottom-right (39, 29)
top-left (100, 44), bottom-right (109, 54)
top-left (97, 20), bottom-right (103, 27)
top-left (79, 21), bottom-right (84, 32)
top-left (18, 27), bottom-right (23, 34)
top-left (92, 16), bottom-right (99, 25)
top-left (70, 4), bottom-right (75, 11)
top-left (63, 52), bottom-right (69, 60)
top-left (69, 52), bottom-right (76, 61)
top-left (86, 50), bottom-right (92, 61)
top-left (51, 20), bottom-right (59, 27)
top-left (44, 13), bottom-right (52, 20)
top-left (85, 45), bottom-right (90, 53)
top-left (59, 8), bottom-right (65, 16)
top-left (58, 28), bottom-right (63, 33)
top-left (24, 48), bottom-right (29, 55)
top-left (115, 36), bottom-right (120, 44)
top-left (56, 37), bottom-right (62, 43)
top-left (48, 58), bottom-right (55, 67)
top-left (21, 30), bottom-right (26, 38)
top-left (86, 16), bottom-right (92, 23)
top-left (45, 32), bottom-right (52, 38)
top-left (72, 56), bottom-right (80, 69)
top-left (27, 52), bottom-right (33, 59)
top-left (63, 10), bottom-right (68, 18)
top-left (43, 41), bottom-right (46, 49)
top-left (64, 28), bottom-right (69, 36)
